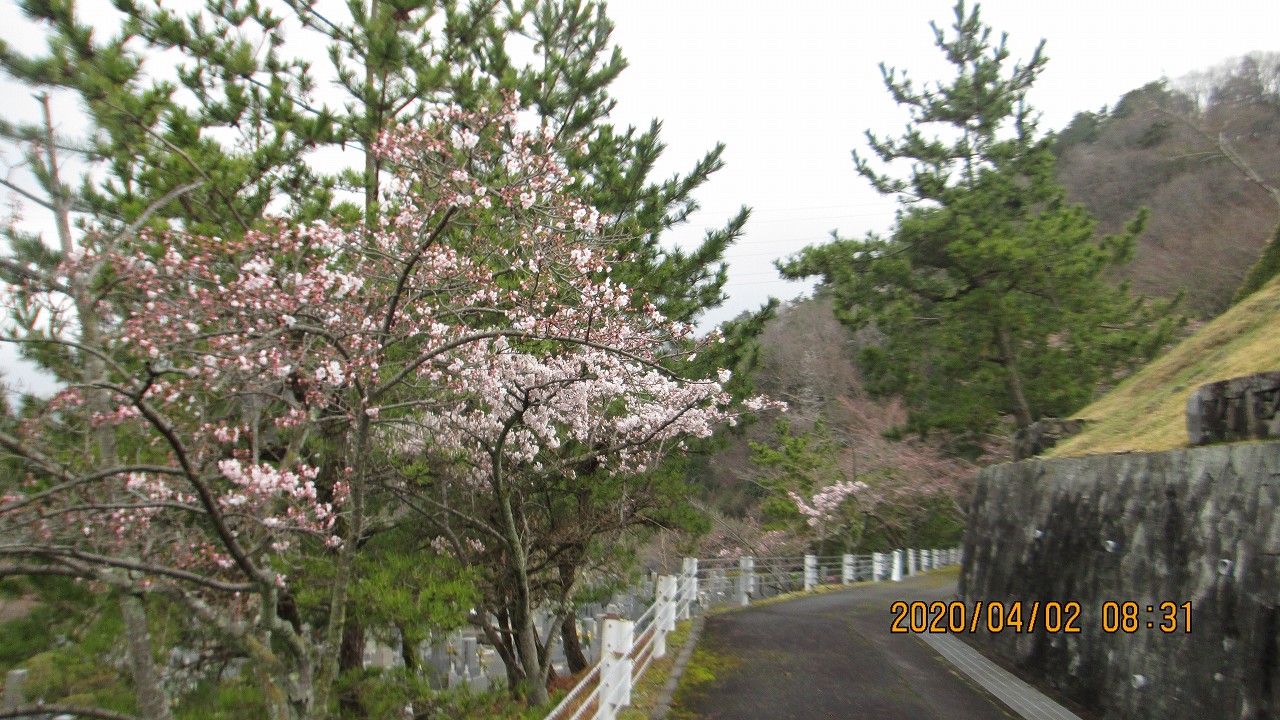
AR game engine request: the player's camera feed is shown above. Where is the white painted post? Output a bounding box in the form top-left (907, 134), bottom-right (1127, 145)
top-left (872, 552), bottom-right (884, 581)
top-left (906, 548), bottom-right (916, 576)
top-left (598, 617), bottom-right (635, 720)
top-left (738, 556), bottom-right (754, 606)
top-left (892, 550), bottom-right (903, 582)
top-left (804, 554), bottom-right (817, 592)
top-left (922, 549), bottom-right (931, 571)
top-left (842, 554), bottom-right (854, 584)
top-left (681, 557), bottom-right (698, 618)
top-left (655, 575), bottom-right (678, 659)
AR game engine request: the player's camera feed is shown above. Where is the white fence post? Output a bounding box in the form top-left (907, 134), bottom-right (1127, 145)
top-left (804, 554), bottom-right (817, 592)
top-left (598, 617), bottom-right (634, 720)
top-left (738, 556), bottom-right (754, 606)
top-left (907, 548), bottom-right (917, 576)
top-left (681, 557), bottom-right (698, 618)
top-left (655, 575), bottom-right (677, 660)
top-left (872, 552), bottom-right (884, 581)
top-left (892, 550), bottom-right (903, 582)
top-left (842, 554), bottom-right (854, 585)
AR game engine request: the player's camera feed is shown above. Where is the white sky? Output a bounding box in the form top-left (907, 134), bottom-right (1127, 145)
top-left (2, 0), bottom-right (1278, 394)
top-left (600, 0), bottom-right (1280, 327)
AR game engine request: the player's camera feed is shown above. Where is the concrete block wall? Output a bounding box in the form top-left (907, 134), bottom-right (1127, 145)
top-left (961, 442), bottom-right (1280, 720)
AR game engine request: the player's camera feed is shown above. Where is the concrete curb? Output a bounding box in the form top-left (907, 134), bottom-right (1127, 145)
top-left (648, 614), bottom-right (706, 720)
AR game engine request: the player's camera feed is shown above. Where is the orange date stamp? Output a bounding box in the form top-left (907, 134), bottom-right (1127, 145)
top-left (888, 600), bottom-right (1194, 634)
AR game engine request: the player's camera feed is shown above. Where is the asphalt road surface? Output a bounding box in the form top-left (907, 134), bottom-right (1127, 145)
top-left (670, 570), bottom-right (1021, 720)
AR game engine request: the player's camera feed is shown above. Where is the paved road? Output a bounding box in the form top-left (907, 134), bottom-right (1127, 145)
top-left (669, 570), bottom-right (1026, 720)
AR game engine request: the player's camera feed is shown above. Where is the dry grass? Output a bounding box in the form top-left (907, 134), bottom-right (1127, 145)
top-left (1048, 276), bottom-right (1280, 457)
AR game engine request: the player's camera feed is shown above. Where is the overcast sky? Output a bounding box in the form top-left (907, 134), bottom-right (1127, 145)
top-left (599, 0), bottom-right (1280, 327)
top-left (2, 1), bottom-right (1278, 394)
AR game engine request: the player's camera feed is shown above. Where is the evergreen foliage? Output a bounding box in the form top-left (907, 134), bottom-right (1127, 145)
top-left (779, 1), bottom-right (1180, 438)
top-left (748, 420), bottom-right (843, 523)
top-left (1236, 224), bottom-right (1280, 302)
top-left (0, 1), bottom-right (768, 715)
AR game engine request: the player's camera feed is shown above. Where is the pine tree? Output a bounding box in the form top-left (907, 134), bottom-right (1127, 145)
top-left (780, 1), bottom-right (1179, 439)
top-left (2, 1), bottom-right (768, 711)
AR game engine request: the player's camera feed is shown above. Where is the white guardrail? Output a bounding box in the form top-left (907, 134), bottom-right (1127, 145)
top-left (544, 558), bottom-right (699, 720)
top-left (543, 548), bottom-right (960, 720)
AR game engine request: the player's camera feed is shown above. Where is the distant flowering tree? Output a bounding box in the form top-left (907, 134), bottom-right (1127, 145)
top-left (0, 97), bottom-right (769, 715)
top-left (788, 479), bottom-right (868, 537)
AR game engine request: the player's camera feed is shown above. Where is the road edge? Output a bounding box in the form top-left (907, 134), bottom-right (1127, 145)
top-left (648, 614), bottom-right (706, 720)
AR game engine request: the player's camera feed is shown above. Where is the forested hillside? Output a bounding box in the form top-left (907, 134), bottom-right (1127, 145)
top-left (1055, 53), bottom-right (1280, 315)
top-left (684, 296), bottom-right (974, 559)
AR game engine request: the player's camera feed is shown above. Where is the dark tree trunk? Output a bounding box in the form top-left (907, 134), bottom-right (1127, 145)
top-left (490, 606), bottom-right (525, 692)
top-left (560, 608), bottom-right (589, 674)
top-left (338, 608), bottom-right (366, 719)
top-left (276, 590), bottom-right (303, 635)
top-left (396, 622), bottom-right (418, 672)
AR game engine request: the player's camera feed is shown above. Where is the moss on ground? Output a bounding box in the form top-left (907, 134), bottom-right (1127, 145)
top-left (667, 633), bottom-right (743, 720)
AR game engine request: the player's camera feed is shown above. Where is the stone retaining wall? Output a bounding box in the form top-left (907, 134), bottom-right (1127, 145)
top-left (1187, 370), bottom-right (1280, 445)
top-left (960, 443), bottom-right (1280, 720)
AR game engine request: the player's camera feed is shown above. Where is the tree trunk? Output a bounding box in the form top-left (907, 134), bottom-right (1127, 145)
top-left (338, 609), bottom-right (366, 719)
top-left (120, 594), bottom-right (173, 720)
top-left (556, 559), bottom-right (588, 674)
top-left (43, 94), bottom-right (174, 720)
top-left (313, 417), bottom-right (367, 717)
top-left (513, 598), bottom-right (548, 704)
top-left (536, 621), bottom-right (559, 685)
top-left (492, 443), bottom-right (551, 705)
top-left (996, 326), bottom-right (1034, 429)
top-left (396, 622), bottom-right (417, 672)
top-left (560, 609), bottom-right (589, 674)
top-left (484, 608), bottom-right (525, 691)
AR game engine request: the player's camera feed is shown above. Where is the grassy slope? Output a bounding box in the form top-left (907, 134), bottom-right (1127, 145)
top-left (1048, 276), bottom-right (1280, 457)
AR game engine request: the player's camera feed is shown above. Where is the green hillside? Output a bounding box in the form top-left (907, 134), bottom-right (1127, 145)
top-left (1049, 277), bottom-right (1280, 457)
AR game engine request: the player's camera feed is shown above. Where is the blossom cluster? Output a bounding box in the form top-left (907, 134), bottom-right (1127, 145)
top-left (0, 94), bottom-right (772, 624)
top-left (417, 338), bottom-right (743, 484)
top-left (789, 480), bottom-right (868, 530)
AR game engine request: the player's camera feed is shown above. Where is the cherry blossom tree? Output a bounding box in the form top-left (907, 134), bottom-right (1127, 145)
top-left (1, 96), bottom-right (768, 715)
top-left (401, 341), bottom-right (771, 700)
top-left (788, 479), bottom-right (867, 543)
